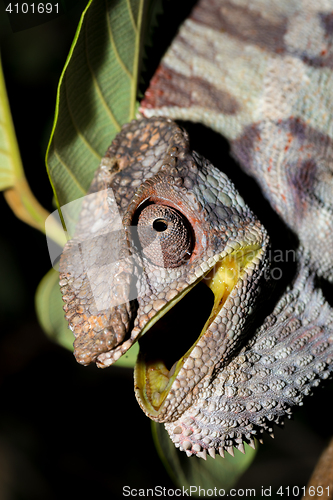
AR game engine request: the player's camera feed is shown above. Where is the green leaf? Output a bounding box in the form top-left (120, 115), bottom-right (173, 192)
top-left (0, 54), bottom-right (22, 191)
top-left (46, 0), bottom-right (147, 209)
top-left (35, 267), bottom-right (138, 367)
top-left (35, 268), bottom-right (74, 352)
top-left (38, 0), bottom-right (150, 362)
top-left (0, 56), bottom-right (65, 245)
top-left (152, 422), bottom-right (257, 494)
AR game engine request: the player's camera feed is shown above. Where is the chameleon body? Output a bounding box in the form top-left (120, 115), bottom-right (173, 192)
top-left (59, 0), bottom-right (333, 458)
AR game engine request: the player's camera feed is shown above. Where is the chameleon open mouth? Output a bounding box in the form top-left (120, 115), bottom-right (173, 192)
top-left (134, 245), bottom-right (261, 417)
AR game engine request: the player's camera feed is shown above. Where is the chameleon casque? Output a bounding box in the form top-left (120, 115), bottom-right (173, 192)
top-left (59, 0), bottom-right (333, 460)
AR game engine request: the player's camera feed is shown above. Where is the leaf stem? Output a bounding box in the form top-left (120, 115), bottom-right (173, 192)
top-left (0, 53), bottom-right (24, 186)
top-left (0, 55), bottom-right (65, 247)
top-left (4, 180), bottom-right (66, 247)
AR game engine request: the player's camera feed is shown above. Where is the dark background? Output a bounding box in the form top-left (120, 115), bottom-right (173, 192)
top-left (0, 1), bottom-right (332, 498)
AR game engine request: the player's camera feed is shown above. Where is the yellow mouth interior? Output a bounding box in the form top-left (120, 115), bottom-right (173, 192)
top-left (135, 245), bottom-right (260, 416)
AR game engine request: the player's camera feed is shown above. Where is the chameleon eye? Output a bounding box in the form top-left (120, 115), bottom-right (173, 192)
top-left (137, 204), bottom-right (192, 268)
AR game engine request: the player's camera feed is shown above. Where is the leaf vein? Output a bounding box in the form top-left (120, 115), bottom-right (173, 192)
top-left (126, 0), bottom-right (137, 32)
top-left (85, 6), bottom-right (123, 130)
top-left (105, 0), bottom-right (134, 80)
top-left (53, 149), bottom-right (87, 195)
top-left (64, 75), bottom-right (103, 162)
top-left (0, 146), bottom-right (11, 156)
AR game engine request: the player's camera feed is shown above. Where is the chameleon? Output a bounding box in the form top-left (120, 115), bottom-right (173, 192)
top-left (59, 0), bottom-right (333, 459)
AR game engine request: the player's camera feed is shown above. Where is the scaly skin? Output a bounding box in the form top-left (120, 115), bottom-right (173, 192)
top-left (59, 117), bottom-right (269, 426)
top-left (141, 0), bottom-right (333, 282)
top-left (165, 263), bottom-right (333, 458)
top-left (60, 0), bottom-right (333, 458)
top-left (59, 116), bottom-right (333, 458)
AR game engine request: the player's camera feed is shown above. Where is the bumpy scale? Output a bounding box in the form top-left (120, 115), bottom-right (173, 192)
top-left (60, 0), bottom-right (333, 459)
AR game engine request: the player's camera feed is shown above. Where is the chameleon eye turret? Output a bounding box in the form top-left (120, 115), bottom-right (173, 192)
top-left (137, 204), bottom-right (192, 268)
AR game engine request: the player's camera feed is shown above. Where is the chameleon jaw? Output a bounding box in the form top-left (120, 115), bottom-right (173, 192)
top-left (134, 244), bottom-right (262, 419)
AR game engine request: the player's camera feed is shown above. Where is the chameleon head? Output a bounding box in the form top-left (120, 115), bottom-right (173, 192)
top-left (59, 117), bottom-right (269, 423)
